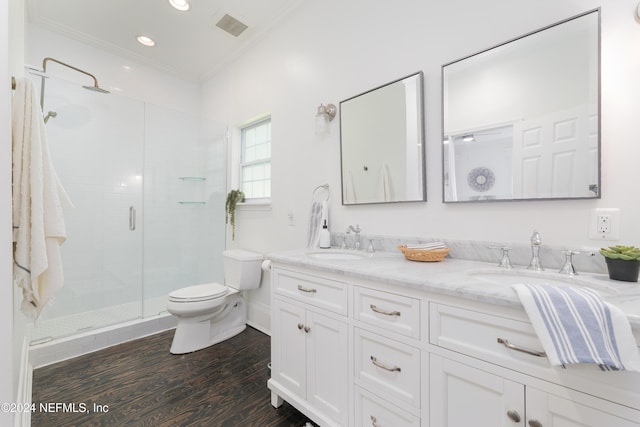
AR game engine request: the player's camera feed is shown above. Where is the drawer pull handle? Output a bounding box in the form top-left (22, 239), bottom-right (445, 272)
top-left (297, 285), bottom-right (317, 293)
top-left (370, 304), bottom-right (401, 317)
top-left (528, 420), bottom-right (543, 427)
top-left (370, 415), bottom-right (380, 427)
top-left (497, 338), bottom-right (546, 358)
top-left (370, 355), bottom-right (401, 372)
top-left (507, 410), bottom-right (521, 423)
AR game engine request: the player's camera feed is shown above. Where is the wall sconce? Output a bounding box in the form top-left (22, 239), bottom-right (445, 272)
top-left (315, 103), bottom-right (337, 135)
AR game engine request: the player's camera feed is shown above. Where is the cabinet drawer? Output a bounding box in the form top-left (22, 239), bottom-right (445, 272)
top-left (354, 287), bottom-right (420, 338)
top-left (273, 268), bottom-right (348, 315)
top-left (355, 386), bottom-right (420, 427)
top-left (355, 328), bottom-right (421, 408)
top-left (430, 303), bottom-right (548, 369)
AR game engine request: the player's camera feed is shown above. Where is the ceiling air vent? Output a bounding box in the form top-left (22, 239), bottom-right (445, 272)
top-left (216, 14), bottom-right (248, 37)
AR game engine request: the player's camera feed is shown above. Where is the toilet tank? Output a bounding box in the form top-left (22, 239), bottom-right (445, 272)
top-left (223, 249), bottom-right (264, 290)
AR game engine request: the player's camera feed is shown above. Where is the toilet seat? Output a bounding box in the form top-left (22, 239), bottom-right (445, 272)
top-left (169, 283), bottom-right (229, 303)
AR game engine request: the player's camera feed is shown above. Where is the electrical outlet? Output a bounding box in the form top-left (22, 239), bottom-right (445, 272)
top-left (597, 215), bottom-right (611, 234)
top-left (589, 208), bottom-right (620, 241)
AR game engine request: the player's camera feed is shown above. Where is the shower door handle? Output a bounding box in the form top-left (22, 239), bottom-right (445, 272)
top-left (129, 206), bottom-right (136, 231)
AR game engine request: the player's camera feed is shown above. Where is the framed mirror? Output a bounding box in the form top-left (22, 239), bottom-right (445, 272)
top-left (340, 72), bottom-right (426, 205)
top-left (442, 10), bottom-right (600, 203)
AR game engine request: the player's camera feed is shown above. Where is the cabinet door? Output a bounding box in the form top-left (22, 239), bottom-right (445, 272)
top-left (307, 310), bottom-right (349, 426)
top-left (430, 355), bottom-right (524, 427)
top-left (272, 299), bottom-right (307, 398)
top-left (526, 387), bottom-right (640, 427)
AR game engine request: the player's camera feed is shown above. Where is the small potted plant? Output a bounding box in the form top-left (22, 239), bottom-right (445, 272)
top-left (225, 189), bottom-right (244, 240)
top-left (599, 245), bottom-right (640, 282)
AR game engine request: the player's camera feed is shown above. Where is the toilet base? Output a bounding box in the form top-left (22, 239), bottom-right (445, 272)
top-left (169, 294), bottom-right (247, 354)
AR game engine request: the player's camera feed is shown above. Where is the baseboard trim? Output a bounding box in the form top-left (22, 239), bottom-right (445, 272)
top-left (246, 300), bottom-right (271, 336)
top-left (15, 335), bottom-right (32, 427)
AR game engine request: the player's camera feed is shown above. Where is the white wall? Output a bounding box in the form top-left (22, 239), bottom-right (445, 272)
top-left (3, 0), bottom-right (24, 422)
top-left (1, 0), bottom-right (12, 420)
top-left (202, 0), bottom-right (640, 331)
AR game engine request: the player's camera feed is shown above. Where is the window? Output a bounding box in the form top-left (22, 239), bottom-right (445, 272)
top-left (240, 117), bottom-right (271, 200)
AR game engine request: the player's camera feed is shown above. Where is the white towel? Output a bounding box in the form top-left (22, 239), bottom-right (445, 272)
top-left (405, 242), bottom-right (446, 250)
top-left (379, 163), bottom-right (391, 202)
top-left (306, 201), bottom-right (323, 248)
top-left (12, 77), bottom-right (72, 318)
top-left (513, 283), bottom-right (640, 372)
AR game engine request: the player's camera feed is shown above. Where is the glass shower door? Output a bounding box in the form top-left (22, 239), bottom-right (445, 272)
top-left (29, 74), bottom-right (145, 342)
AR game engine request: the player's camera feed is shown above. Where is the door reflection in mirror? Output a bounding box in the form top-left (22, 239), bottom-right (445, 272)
top-left (443, 9), bottom-right (600, 202)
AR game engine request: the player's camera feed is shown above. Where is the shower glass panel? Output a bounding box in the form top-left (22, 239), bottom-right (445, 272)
top-left (29, 75), bottom-right (145, 342)
top-left (27, 72), bottom-right (225, 343)
top-left (142, 104), bottom-right (225, 317)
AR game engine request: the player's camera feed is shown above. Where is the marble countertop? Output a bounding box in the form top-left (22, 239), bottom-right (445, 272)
top-left (267, 248), bottom-right (640, 331)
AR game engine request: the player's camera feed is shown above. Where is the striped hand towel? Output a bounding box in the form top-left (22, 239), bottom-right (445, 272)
top-left (513, 283), bottom-right (640, 372)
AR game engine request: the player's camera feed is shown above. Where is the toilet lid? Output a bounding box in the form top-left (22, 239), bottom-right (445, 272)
top-left (169, 283), bottom-right (228, 302)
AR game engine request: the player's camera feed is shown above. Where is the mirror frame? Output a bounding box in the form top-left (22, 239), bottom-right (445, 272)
top-left (441, 9), bottom-right (601, 203)
top-left (340, 71), bottom-right (427, 205)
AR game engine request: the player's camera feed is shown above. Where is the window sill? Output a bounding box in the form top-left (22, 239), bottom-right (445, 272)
top-left (237, 200), bottom-right (272, 212)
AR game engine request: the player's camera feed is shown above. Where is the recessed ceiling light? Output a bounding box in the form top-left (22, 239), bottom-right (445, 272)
top-left (137, 35), bottom-right (156, 47)
top-left (169, 0), bottom-right (190, 11)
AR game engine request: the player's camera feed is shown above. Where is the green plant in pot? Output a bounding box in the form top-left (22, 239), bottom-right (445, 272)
top-left (599, 245), bottom-right (640, 282)
top-left (225, 189), bottom-right (244, 240)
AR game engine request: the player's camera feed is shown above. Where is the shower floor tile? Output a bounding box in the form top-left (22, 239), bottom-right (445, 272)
top-left (28, 296), bottom-right (168, 343)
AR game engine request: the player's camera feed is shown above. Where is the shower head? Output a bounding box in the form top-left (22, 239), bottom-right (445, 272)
top-left (82, 84), bottom-right (110, 94)
top-left (40, 57), bottom-right (110, 108)
top-left (43, 111), bottom-right (57, 123)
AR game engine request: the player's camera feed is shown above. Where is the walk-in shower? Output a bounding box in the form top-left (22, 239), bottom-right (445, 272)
top-left (25, 67), bottom-right (227, 344)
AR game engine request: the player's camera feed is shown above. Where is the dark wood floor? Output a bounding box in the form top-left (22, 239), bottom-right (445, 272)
top-left (32, 326), bottom-right (314, 427)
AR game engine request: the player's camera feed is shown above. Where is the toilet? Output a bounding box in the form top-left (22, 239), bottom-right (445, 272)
top-left (166, 249), bottom-right (263, 354)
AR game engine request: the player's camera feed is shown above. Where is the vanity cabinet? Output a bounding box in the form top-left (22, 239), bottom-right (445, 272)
top-left (268, 260), bottom-right (640, 427)
top-left (269, 268), bottom-right (349, 427)
top-left (430, 356), bottom-right (638, 427)
top-left (430, 355), bottom-right (524, 426)
top-left (353, 287), bottom-right (422, 426)
top-left (430, 302), bottom-right (640, 427)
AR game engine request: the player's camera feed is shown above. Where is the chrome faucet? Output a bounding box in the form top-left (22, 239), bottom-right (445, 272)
top-left (527, 230), bottom-right (543, 271)
top-left (489, 246), bottom-right (513, 269)
top-left (346, 224), bottom-right (361, 250)
top-left (559, 250), bottom-right (580, 276)
top-left (366, 238), bottom-right (377, 254)
top-left (338, 234), bottom-right (347, 250)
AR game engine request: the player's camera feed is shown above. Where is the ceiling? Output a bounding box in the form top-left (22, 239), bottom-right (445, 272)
top-left (27, 0), bottom-right (304, 82)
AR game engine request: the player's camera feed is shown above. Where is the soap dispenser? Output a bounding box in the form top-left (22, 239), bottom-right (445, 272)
top-left (319, 220), bottom-right (331, 249)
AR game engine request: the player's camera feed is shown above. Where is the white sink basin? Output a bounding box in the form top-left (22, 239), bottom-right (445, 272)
top-left (306, 250), bottom-right (367, 260)
top-left (467, 268), bottom-right (621, 296)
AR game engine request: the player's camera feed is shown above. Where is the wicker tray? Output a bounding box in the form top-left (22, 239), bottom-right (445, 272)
top-left (398, 245), bottom-right (450, 262)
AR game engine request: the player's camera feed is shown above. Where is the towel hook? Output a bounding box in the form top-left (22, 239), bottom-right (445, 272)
top-left (312, 184), bottom-right (330, 202)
